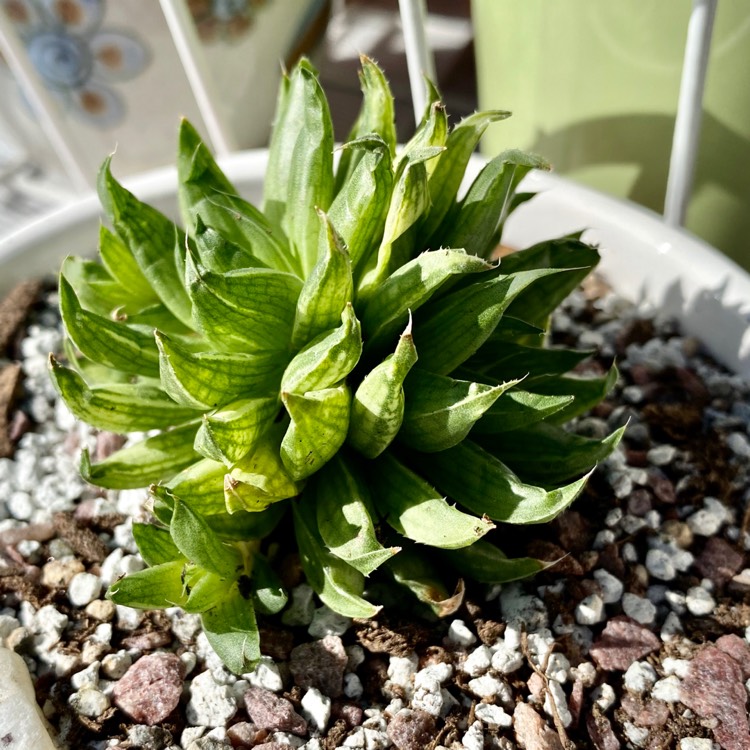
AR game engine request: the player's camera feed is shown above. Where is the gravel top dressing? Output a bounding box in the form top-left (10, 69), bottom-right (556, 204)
top-left (0, 276), bottom-right (749, 750)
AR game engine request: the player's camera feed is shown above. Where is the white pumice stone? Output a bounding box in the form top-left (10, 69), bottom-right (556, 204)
top-left (622, 542), bottom-right (639, 563)
top-left (593, 569), bottom-right (624, 604)
top-left (387, 653), bottom-right (418, 690)
top-left (623, 721), bottom-right (650, 746)
top-left (645, 549), bottom-right (677, 581)
top-left (245, 656), bottom-right (283, 692)
top-left (99, 549), bottom-right (124, 587)
top-left (727, 431), bottom-right (750, 459)
top-left (71, 661), bottom-right (100, 690)
top-left (101, 651), bottom-right (131, 680)
top-left (592, 683), bottom-right (616, 712)
top-left (308, 606), bottom-right (350, 637)
top-left (490, 645), bottom-right (523, 674)
top-left (440, 688), bottom-right (460, 719)
top-left (525, 629), bottom-right (555, 667)
top-left (571, 661), bottom-right (597, 687)
top-left (282, 584), bottom-right (315, 627)
top-left (468, 674), bottom-right (511, 702)
top-left (33, 605), bottom-right (68, 649)
top-left (499, 584), bottom-right (548, 630)
top-left (605, 508), bottom-right (623, 527)
top-left (665, 590), bottom-right (687, 614)
top-left (69, 686), bottom-right (110, 718)
top-left (446, 619), bottom-right (476, 647)
top-left (679, 739), bottom-right (714, 750)
top-left (474, 702), bottom-right (512, 728)
top-left (623, 661), bottom-right (658, 693)
top-left (652, 676), bottom-right (683, 703)
top-left (503, 623), bottom-right (522, 650)
top-left (343, 673), bottom-right (363, 700)
top-left (661, 612), bottom-right (684, 641)
top-left (620, 515), bottom-right (647, 535)
top-left (186, 669), bottom-right (237, 728)
top-left (345, 644), bottom-right (365, 671)
top-left (461, 720), bottom-right (484, 750)
top-left (644, 509), bottom-right (662, 529)
top-left (419, 662), bottom-right (453, 684)
top-left (647, 444), bottom-right (678, 466)
top-left (68, 572), bottom-right (102, 607)
top-left (412, 673), bottom-right (443, 717)
top-left (301, 687), bottom-right (331, 733)
top-left (115, 605), bottom-right (145, 631)
top-left (181, 727), bottom-right (206, 748)
top-left (686, 586), bottom-right (716, 616)
top-left (593, 529), bottom-right (617, 549)
top-left (543, 680), bottom-right (572, 727)
top-left (545, 653), bottom-right (570, 684)
top-left (575, 594), bottom-right (605, 625)
top-left (461, 645), bottom-right (492, 677)
top-left (662, 658), bottom-right (691, 678)
top-left (621, 593), bottom-right (657, 625)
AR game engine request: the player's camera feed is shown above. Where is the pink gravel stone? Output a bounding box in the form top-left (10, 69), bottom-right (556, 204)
top-left (386, 709), bottom-right (437, 750)
top-left (716, 634), bottom-right (750, 679)
top-left (586, 712), bottom-right (621, 750)
top-left (112, 653), bottom-right (184, 725)
top-left (289, 634), bottom-right (347, 697)
top-left (680, 645), bottom-right (750, 750)
top-left (620, 693), bottom-right (669, 727)
top-left (694, 537), bottom-right (744, 585)
top-left (513, 702), bottom-right (564, 750)
top-left (244, 687), bottom-right (307, 736)
top-left (589, 616), bottom-right (660, 671)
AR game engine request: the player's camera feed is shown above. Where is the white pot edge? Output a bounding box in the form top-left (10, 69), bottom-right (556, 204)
top-left (2, 149), bottom-right (749, 376)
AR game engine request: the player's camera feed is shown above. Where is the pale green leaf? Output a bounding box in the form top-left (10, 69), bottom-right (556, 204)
top-left (132, 522), bottom-right (184, 567)
top-left (370, 452), bottom-right (494, 549)
top-left (471, 389), bottom-right (574, 434)
top-left (183, 569), bottom-right (228, 613)
top-left (98, 224), bottom-right (157, 303)
top-left (107, 560), bottom-right (187, 609)
top-left (251, 555), bottom-right (288, 615)
top-left (193, 215), bottom-right (268, 273)
top-left (166, 458), bottom-right (226, 515)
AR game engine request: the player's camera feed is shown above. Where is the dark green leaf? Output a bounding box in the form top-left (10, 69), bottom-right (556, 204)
top-left (250, 554), bottom-right (288, 615)
top-left (472, 390), bottom-right (574, 433)
top-left (442, 541), bottom-right (549, 583)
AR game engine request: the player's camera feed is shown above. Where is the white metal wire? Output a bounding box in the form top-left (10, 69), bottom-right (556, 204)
top-left (664, 0), bottom-right (718, 227)
top-left (397, 0), bottom-right (436, 126)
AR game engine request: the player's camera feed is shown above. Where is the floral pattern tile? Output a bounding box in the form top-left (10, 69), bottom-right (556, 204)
top-left (187, 0), bottom-right (269, 43)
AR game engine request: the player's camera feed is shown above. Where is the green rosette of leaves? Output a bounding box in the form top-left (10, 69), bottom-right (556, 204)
top-left (50, 57), bottom-right (623, 674)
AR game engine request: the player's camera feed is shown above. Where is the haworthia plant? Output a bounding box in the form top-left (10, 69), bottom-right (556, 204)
top-left (51, 56), bottom-right (621, 674)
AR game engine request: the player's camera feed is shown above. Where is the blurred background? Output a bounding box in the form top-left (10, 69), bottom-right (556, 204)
top-left (0, 0), bottom-right (748, 270)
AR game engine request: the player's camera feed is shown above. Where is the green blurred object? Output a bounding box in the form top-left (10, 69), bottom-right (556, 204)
top-left (472, 0), bottom-right (750, 270)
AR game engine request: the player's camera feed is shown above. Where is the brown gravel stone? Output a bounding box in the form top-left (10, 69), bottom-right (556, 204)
top-left (680, 645), bottom-right (750, 750)
top-left (53, 511), bottom-right (109, 563)
top-left (386, 708), bottom-right (437, 750)
top-left (693, 537), bottom-right (744, 586)
top-left (121, 630), bottom-right (172, 651)
top-left (589, 616), bottom-right (661, 671)
top-left (244, 686), bottom-right (307, 736)
top-left (113, 653), bottom-right (185, 725)
top-left (0, 363), bottom-right (21, 458)
top-left (553, 511), bottom-right (591, 554)
top-left (331, 701), bottom-right (364, 728)
top-left (513, 702), bottom-right (564, 750)
top-left (226, 722), bottom-right (267, 746)
top-left (586, 710), bottom-right (621, 750)
top-left (289, 634), bottom-right (347, 698)
top-left (620, 693), bottom-right (669, 727)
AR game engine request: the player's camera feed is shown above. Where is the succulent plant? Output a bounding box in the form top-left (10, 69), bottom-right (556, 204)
top-left (50, 57), bottom-right (622, 673)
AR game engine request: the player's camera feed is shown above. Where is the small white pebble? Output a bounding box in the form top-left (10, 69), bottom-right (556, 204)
top-left (68, 572), bottom-right (102, 607)
top-left (461, 645), bottom-right (492, 677)
top-left (543, 680), bottom-right (572, 727)
top-left (468, 673), bottom-right (511, 701)
top-left (308, 605), bottom-right (350, 637)
top-left (281, 584), bottom-right (315, 627)
top-left (661, 612), bottom-right (684, 642)
top-left (605, 508), bottom-right (623, 527)
top-left (623, 721), bottom-right (650, 746)
top-left (571, 661), bottom-right (596, 687)
top-left (644, 509), bottom-right (662, 529)
top-left (647, 444), bottom-right (677, 466)
top-left (490, 645), bottom-right (523, 674)
top-left (679, 739), bottom-right (714, 750)
top-left (69, 687), bottom-right (110, 718)
top-left (662, 658), bottom-right (691, 678)
top-left (575, 594), bottom-right (605, 625)
top-left (412, 673), bottom-right (443, 717)
top-left (665, 590), bottom-right (687, 615)
top-left (686, 586), bottom-right (716, 617)
top-left (343, 673), bottom-right (363, 700)
top-left (461, 720), bottom-right (484, 750)
top-left (593, 529), bottom-right (617, 549)
top-left (593, 569), bottom-right (624, 604)
top-left (623, 661), bottom-right (658, 693)
top-left (71, 661), bottom-right (100, 690)
top-left (474, 702), bottom-right (512, 728)
top-left (447, 619), bottom-right (476, 647)
top-left (622, 542), bottom-right (639, 563)
top-left (115, 605), bottom-right (145, 631)
top-left (545, 653), bottom-right (570, 684)
top-left (652, 676), bottom-right (682, 703)
top-left (418, 662), bottom-right (453, 685)
top-left (592, 683), bottom-right (616, 712)
top-left (244, 656), bottom-right (284, 693)
top-left (621, 593), bottom-right (656, 625)
top-left (645, 549), bottom-right (676, 581)
top-left (300, 687), bottom-right (331, 733)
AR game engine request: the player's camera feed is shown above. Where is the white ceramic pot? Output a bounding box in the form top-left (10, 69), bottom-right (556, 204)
top-left (2, 151), bottom-right (749, 376)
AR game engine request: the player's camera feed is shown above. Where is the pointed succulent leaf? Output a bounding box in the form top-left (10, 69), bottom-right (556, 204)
top-left (59, 274), bottom-right (160, 378)
top-left (399, 369), bottom-right (516, 452)
top-left (186, 253), bottom-right (302, 352)
top-left (439, 149), bottom-right (550, 259)
top-left (335, 54), bottom-right (396, 190)
top-left (98, 224), bottom-right (157, 303)
top-left (156, 331), bottom-right (282, 410)
top-left (489, 315), bottom-right (546, 343)
top-left (281, 384), bottom-right (351, 481)
top-left (387, 545), bottom-right (464, 617)
top-left (132, 522), bottom-right (184, 567)
top-left (313, 455), bottom-right (398, 576)
top-left (194, 216), bottom-right (268, 273)
top-left (413, 268), bottom-right (563, 375)
top-left (292, 211), bottom-right (354, 349)
top-left (61, 256), bottom-right (134, 317)
top-left (227, 430), bottom-right (300, 511)
top-left (165, 458), bottom-right (226, 515)
top-left (348, 321), bottom-right (417, 458)
top-left (472, 390), bottom-right (574, 434)
top-left (370, 452), bottom-right (494, 549)
top-left (293, 501), bottom-right (381, 618)
top-left (107, 560), bottom-right (188, 609)
top-left (183, 569), bottom-right (227, 613)
top-left (49, 356), bottom-right (202, 433)
top-left (529, 365), bottom-right (619, 424)
top-left (98, 157), bottom-right (192, 326)
top-left (177, 119), bottom-right (295, 274)
top-left (81, 422), bottom-right (200, 489)
top-left (361, 249), bottom-right (493, 354)
top-left (123, 303), bottom-right (192, 335)
top-left (358, 156), bottom-right (435, 299)
top-left (468, 341), bottom-right (593, 381)
top-left (283, 304), bottom-right (362, 393)
top-left (250, 555), bottom-right (288, 615)
top-left (194, 394), bottom-right (279, 465)
top-left (397, 100), bottom-right (448, 176)
top-left (441, 541), bottom-right (549, 583)
top-left (263, 59), bottom-right (334, 276)
top-left (329, 136), bottom-right (393, 274)
top-left (200, 583), bottom-right (261, 674)
top-left (479, 422), bottom-right (626, 485)
top-left (410, 440), bottom-right (591, 524)
top-left (501, 239), bottom-right (601, 327)
top-left (421, 110), bottom-right (511, 242)
top-left (171, 498), bottom-right (243, 578)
